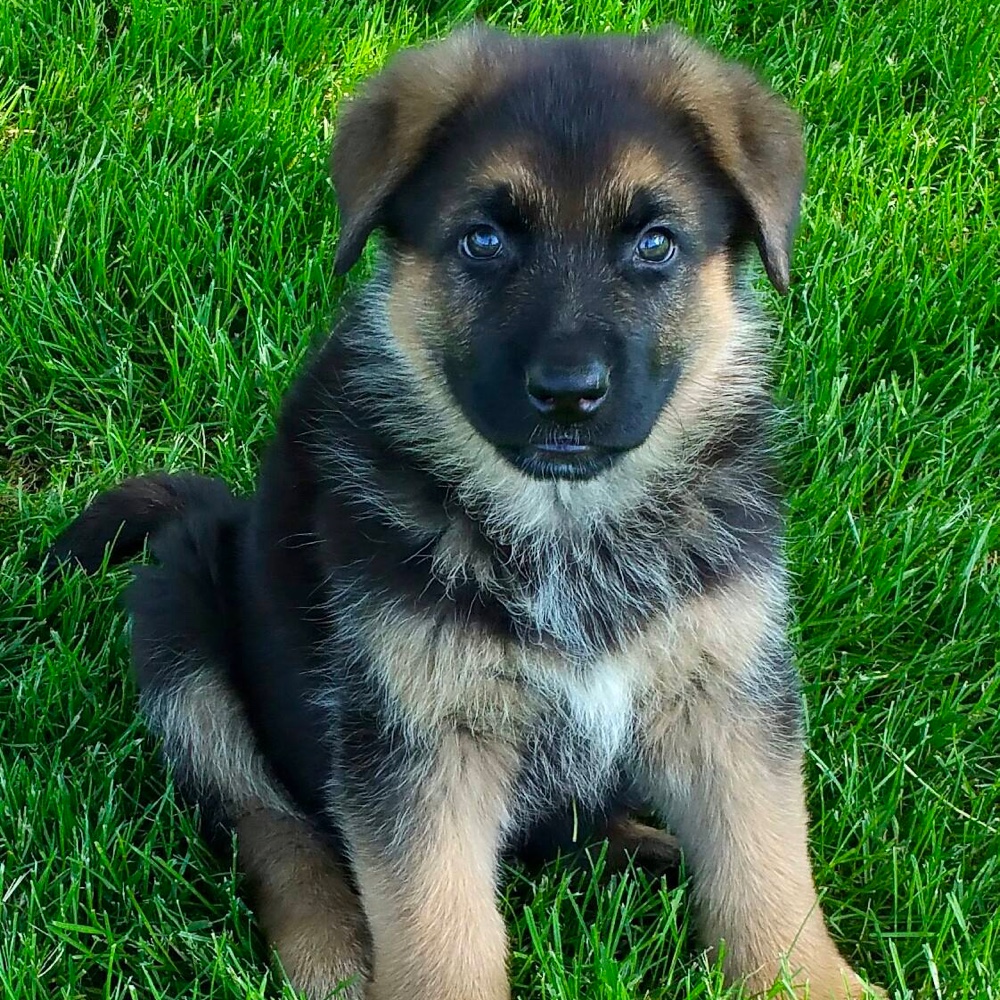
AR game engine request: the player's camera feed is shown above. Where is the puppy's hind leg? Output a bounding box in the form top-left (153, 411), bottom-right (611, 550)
top-left (128, 529), bottom-right (369, 998)
top-left (237, 808), bottom-right (370, 1000)
top-left (515, 807), bottom-right (680, 880)
top-left (138, 662), bottom-right (369, 999)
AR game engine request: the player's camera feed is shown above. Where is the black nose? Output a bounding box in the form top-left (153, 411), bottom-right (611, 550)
top-left (526, 359), bottom-right (610, 421)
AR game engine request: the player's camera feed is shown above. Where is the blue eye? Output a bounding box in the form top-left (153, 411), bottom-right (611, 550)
top-left (460, 226), bottom-right (503, 260)
top-left (634, 227), bottom-right (677, 264)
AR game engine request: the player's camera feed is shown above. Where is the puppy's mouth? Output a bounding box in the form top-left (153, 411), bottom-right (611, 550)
top-left (500, 431), bottom-right (621, 481)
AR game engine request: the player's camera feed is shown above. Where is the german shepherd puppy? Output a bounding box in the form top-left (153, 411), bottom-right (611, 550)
top-left (52, 24), bottom-right (884, 1000)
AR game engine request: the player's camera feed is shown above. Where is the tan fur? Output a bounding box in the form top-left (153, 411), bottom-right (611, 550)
top-left (237, 809), bottom-right (370, 1000)
top-left (431, 514), bottom-right (501, 593)
top-left (356, 597), bottom-right (529, 738)
top-left (664, 740), bottom-right (869, 1000)
top-left (646, 571), bottom-right (786, 728)
top-left (143, 667), bottom-right (294, 816)
top-left (343, 732), bottom-right (516, 1000)
top-left (624, 252), bottom-right (770, 485)
top-left (673, 252), bottom-right (762, 395)
top-left (448, 141), bottom-right (689, 241)
top-left (385, 252), bottom-right (439, 372)
top-left (683, 570), bottom-right (787, 669)
top-left (475, 149), bottom-right (558, 228)
top-left (474, 148), bottom-right (542, 191)
top-left (600, 141), bottom-right (700, 225)
top-left (636, 574), bottom-right (875, 999)
top-left (632, 573), bottom-right (784, 761)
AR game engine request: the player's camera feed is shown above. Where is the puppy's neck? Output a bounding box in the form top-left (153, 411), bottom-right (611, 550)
top-left (307, 287), bottom-right (780, 659)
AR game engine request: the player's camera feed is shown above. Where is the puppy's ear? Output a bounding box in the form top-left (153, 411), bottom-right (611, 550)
top-left (640, 29), bottom-right (805, 293)
top-left (331, 25), bottom-right (509, 275)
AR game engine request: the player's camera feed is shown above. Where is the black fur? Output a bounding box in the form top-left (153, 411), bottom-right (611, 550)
top-left (50, 473), bottom-right (234, 572)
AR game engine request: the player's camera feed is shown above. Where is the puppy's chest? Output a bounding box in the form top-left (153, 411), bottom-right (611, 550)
top-left (359, 604), bottom-right (685, 806)
top-left (519, 657), bottom-right (636, 791)
top-left (366, 605), bottom-right (640, 727)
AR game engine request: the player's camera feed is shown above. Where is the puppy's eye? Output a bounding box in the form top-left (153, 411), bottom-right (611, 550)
top-left (634, 227), bottom-right (677, 265)
top-left (460, 225), bottom-right (504, 260)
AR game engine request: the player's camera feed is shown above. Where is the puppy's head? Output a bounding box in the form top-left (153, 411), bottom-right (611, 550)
top-left (331, 26), bottom-right (804, 485)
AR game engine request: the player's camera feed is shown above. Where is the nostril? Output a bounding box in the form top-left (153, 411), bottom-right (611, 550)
top-left (526, 360), bottom-right (610, 419)
top-left (576, 394), bottom-right (604, 414)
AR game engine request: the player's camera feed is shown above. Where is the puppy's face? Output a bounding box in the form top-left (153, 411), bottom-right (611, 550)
top-left (382, 107), bottom-right (743, 480)
top-left (332, 29), bottom-right (804, 483)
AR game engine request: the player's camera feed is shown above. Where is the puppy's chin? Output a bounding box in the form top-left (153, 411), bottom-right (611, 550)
top-left (497, 444), bottom-right (623, 481)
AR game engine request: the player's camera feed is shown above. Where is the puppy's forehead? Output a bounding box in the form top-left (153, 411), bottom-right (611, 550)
top-left (595, 141), bottom-right (704, 222)
top-left (425, 49), bottom-right (716, 229)
top-left (452, 137), bottom-right (705, 232)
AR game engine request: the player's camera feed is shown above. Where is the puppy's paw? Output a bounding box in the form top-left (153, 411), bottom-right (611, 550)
top-left (749, 963), bottom-right (885, 1000)
top-left (791, 968), bottom-right (886, 999)
top-left (601, 816), bottom-right (681, 878)
top-left (838, 966), bottom-right (886, 1000)
top-left (284, 962), bottom-right (366, 1000)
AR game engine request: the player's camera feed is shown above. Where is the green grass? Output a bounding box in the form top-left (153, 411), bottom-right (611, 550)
top-left (2, 0), bottom-right (998, 997)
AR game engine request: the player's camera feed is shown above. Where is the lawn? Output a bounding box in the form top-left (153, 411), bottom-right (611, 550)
top-left (1, 0), bottom-right (998, 997)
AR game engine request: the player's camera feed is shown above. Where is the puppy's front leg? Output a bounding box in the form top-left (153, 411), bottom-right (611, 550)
top-left (643, 691), bottom-right (874, 997)
top-left (338, 729), bottom-right (514, 1000)
top-left (638, 583), bottom-right (879, 998)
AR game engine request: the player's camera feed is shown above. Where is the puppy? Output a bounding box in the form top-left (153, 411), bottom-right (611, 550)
top-left (52, 24), bottom-right (884, 1000)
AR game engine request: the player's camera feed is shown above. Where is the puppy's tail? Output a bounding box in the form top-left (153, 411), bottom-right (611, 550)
top-left (49, 473), bottom-right (236, 572)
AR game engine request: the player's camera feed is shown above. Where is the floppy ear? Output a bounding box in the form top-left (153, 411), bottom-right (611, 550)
top-left (330, 25), bottom-right (510, 275)
top-left (639, 29), bottom-right (806, 293)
